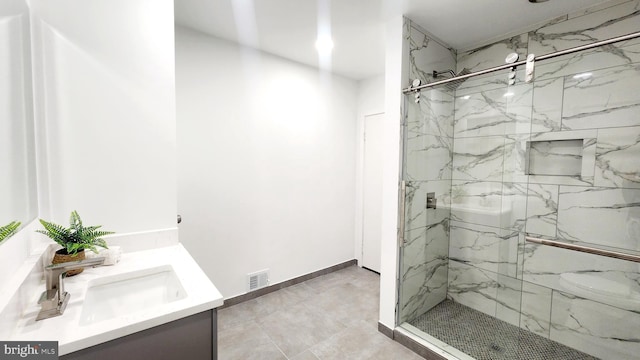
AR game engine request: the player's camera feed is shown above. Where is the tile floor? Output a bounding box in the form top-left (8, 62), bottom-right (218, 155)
top-left (217, 265), bottom-right (423, 360)
top-left (410, 300), bottom-right (597, 360)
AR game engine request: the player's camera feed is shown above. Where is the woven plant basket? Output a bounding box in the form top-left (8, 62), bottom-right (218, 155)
top-left (52, 249), bottom-right (85, 276)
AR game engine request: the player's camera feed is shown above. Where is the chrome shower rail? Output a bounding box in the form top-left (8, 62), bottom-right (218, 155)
top-left (525, 236), bottom-right (640, 263)
top-left (403, 30), bottom-right (640, 94)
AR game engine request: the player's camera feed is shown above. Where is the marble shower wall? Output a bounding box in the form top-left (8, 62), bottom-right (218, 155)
top-left (445, 1), bottom-right (640, 359)
top-left (399, 19), bottom-right (456, 324)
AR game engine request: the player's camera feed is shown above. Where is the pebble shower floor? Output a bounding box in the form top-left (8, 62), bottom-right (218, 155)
top-left (409, 300), bottom-right (599, 360)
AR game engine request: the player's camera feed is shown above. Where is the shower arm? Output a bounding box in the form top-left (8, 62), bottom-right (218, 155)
top-left (403, 30), bottom-right (640, 94)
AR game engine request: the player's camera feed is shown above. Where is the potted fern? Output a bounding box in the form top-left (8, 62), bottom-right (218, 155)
top-left (37, 211), bottom-right (114, 276)
top-left (0, 221), bottom-right (21, 244)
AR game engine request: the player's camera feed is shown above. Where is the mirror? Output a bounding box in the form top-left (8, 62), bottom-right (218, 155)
top-left (0, 0), bottom-right (37, 243)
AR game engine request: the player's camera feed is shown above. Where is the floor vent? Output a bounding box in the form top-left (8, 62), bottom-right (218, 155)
top-left (247, 269), bottom-right (269, 292)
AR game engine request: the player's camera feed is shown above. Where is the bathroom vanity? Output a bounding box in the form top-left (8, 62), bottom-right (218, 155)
top-left (60, 309), bottom-right (217, 360)
top-left (0, 243), bottom-right (224, 360)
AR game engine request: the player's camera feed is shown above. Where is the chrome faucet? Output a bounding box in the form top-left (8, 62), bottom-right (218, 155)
top-left (36, 257), bottom-right (105, 321)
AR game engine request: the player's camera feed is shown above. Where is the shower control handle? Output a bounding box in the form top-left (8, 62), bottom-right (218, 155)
top-left (426, 192), bottom-right (437, 209)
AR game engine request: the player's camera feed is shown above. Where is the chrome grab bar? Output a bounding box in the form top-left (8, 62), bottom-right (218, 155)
top-left (525, 236), bottom-right (640, 263)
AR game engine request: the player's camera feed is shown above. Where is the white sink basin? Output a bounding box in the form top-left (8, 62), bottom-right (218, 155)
top-left (80, 265), bottom-right (187, 326)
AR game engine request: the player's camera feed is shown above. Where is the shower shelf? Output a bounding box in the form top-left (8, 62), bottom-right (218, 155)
top-left (525, 236), bottom-right (640, 263)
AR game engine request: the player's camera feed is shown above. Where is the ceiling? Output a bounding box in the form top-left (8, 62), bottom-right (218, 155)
top-left (174, 0), bottom-right (611, 80)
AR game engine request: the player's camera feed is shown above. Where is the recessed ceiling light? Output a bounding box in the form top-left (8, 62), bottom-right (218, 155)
top-left (461, 95), bottom-right (471, 100)
top-left (315, 36), bottom-right (334, 55)
top-left (503, 92), bottom-right (515, 97)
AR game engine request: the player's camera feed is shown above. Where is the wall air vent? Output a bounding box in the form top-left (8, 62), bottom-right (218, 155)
top-left (247, 269), bottom-right (269, 292)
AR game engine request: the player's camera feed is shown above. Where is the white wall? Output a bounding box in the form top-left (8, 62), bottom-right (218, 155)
top-left (358, 76), bottom-right (386, 116)
top-left (379, 15), bottom-right (405, 329)
top-left (0, 0), bottom-right (37, 229)
top-left (28, 0), bottom-right (177, 233)
top-left (176, 27), bottom-right (358, 298)
top-left (354, 75), bottom-right (385, 265)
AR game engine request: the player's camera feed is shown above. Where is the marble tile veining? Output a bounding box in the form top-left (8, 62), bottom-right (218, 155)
top-left (562, 63), bottom-right (640, 131)
top-left (401, 182), bottom-right (450, 323)
top-left (550, 291), bottom-right (640, 360)
top-left (531, 77), bottom-right (564, 133)
top-left (405, 134), bottom-right (452, 182)
top-left (494, 273), bottom-right (523, 327)
top-left (502, 134), bottom-right (530, 184)
top-left (522, 240), bottom-right (639, 298)
top-left (529, 0), bottom-right (640, 55)
top-left (449, 221), bottom-right (519, 278)
top-left (556, 185), bottom-right (640, 251)
top-left (453, 84), bottom-right (533, 138)
top-left (534, 42), bottom-right (640, 83)
top-left (406, 89), bottom-right (455, 138)
top-left (520, 281), bottom-right (552, 338)
top-left (400, 254), bottom-right (449, 324)
top-left (450, 181), bottom-right (503, 228)
top-left (447, 260), bottom-right (524, 328)
top-left (404, 180), bottom-right (450, 231)
top-left (447, 260), bottom-right (499, 318)
top-left (457, 33), bottom-right (529, 74)
top-left (500, 182), bottom-right (528, 231)
top-left (452, 136), bottom-right (505, 181)
top-left (525, 184), bottom-right (559, 237)
top-left (407, 21), bottom-right (457, 87)
top-left (595, 126), bottom-right (640, 188)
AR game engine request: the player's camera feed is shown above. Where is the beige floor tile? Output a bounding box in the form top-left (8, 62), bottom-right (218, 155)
top-left (290, 350), bottom-right (321, 360)
top-left (217, 265), bottom-right (419, 360)
top-left (310, 321), bottom-right (423, 360)
top-left (218, 284), bottom-right (311, 333)
top-left (282, 282), bottom-right (321, 300)
top-left (218, 320), bottom-right (287, 360)
top-left (304, 267), bottom-right (360, 292)
top-left (218, 298), bottom-right (264, 332)
top-left (254, 285), bottom-right (307, 311)
top-left (305, 282), bottom-right (380, 327)
top-left (257, 302), bottom-right (348, 358)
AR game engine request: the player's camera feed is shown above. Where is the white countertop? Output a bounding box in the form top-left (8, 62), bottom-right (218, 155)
top-left (7, 244), bottom-right (224, 356)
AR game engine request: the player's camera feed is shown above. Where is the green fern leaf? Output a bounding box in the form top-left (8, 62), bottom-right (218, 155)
top-left (36, 211), bottom-right (114, 255)
top-left (0, 221), bottom-right (21, 243)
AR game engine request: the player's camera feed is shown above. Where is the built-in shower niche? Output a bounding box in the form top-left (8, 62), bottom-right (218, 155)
top-left (526, 139), bottom-right (583, 176)
top-left (524, 131), bottom-right (597, 183)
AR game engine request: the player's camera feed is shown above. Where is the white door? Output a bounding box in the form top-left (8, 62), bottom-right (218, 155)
top-left (362, 113), bottom-right (384, 273)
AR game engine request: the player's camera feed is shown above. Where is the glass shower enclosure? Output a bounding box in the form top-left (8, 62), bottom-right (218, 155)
top-left (397, 4), bottom-right (640, 359)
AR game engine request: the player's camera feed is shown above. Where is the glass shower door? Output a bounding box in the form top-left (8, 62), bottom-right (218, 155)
top-left (398, 86), bottom-right (454, 327)
top-left (397, 73), bottom-right (532, 359)
top-left (398, 44), bottom-right (640, 359)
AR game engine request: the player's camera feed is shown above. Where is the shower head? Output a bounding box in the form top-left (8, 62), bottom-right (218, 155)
top-left (433, 69), bottom-right (456, 78)
top-left (432, 68), bottom-right (471, 92)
